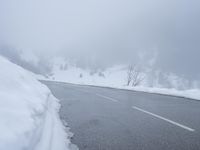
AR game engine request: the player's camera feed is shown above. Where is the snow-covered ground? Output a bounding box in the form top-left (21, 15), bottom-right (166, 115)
top-left (42, 58), bottom-right (200, 101)
top-left (0, 56), bottom-right (73, 150)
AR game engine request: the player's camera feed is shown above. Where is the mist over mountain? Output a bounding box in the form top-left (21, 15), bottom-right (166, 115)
top-left (0, 46), bottom-right (52, 74)
top-left (0, 0), bottom-right (200, 81)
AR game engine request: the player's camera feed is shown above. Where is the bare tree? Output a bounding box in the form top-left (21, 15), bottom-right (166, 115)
top-left (127, 65), bottom-right (134, 86)
top-left (131, 68), bottom-right (145, 87)
top-left (126, 64), bottom-right (145, 87)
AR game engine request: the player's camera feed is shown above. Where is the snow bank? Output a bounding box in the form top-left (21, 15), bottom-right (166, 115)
top-left (110, 86), bottom-right (200, 101)
top-left (0, 56), bottom-right (72, 150)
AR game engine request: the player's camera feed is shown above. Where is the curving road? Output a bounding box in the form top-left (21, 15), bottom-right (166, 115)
top-left (42, 81), bottom-right (200, 150)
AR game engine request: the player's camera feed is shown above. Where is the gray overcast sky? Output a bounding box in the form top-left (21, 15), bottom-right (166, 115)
top-left (0, 0), bottom-right (200, 79)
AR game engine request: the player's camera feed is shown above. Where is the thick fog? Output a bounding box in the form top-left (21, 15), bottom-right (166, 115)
top-left (0, 0), bottom-right (200, 79)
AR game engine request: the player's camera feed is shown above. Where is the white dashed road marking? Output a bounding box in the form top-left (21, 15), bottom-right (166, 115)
top-left (74, 88), bottom-right (119, 102)
top-left (133, 106), bottom-right (195, 132)
top-left (96, 94), bottom-right (119, 102)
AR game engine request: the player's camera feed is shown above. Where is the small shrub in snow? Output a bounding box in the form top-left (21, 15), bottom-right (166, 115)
top-left (127, 64), bottom-right (145, 87)
top-left (79, 73), bottom-right (83, 78)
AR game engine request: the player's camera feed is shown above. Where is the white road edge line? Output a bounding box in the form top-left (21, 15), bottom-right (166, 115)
top-left (96, 94), bottom-right (119, 102)
top-left (132, 106), bottom-right (195, 132)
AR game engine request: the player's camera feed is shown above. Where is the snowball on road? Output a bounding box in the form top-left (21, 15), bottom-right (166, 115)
top-left (0, 56), bottom-right (72, 150)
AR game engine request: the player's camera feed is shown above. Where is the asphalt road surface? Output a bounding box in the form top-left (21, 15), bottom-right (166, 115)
top-left (42, 81), bottom-right (200, 150)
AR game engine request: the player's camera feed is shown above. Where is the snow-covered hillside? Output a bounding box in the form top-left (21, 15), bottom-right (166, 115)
top-left (0, 56), bottom-right (72, 150)
top-left (44, 58), bottom-right (200, 101)
top-left (45, 58), bottom-right (197, 89)
top-left (48, 64), bottom-right (128, 87)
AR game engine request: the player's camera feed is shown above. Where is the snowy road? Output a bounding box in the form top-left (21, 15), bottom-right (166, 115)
top-left (42, 81), bottom-right (200, 150)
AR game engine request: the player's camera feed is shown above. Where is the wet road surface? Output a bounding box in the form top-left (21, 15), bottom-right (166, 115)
top-left (42, 81), bottom-right (200, 150)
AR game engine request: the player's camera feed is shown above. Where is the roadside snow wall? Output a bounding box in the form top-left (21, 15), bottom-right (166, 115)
top-left (0, 56), bottom-right (71, 150)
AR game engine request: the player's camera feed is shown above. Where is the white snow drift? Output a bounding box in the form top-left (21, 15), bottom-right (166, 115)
top-left (0, 56), bottom-right (72, 150)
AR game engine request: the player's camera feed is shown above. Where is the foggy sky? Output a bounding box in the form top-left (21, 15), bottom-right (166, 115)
top-left (0, 0), bottom-right (200, 79)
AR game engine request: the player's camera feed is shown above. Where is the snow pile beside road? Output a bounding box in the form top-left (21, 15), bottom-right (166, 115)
top-left (118, 86), bottom-right (200, 101)
top-left (0, 56), bottom-right (72, 150)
